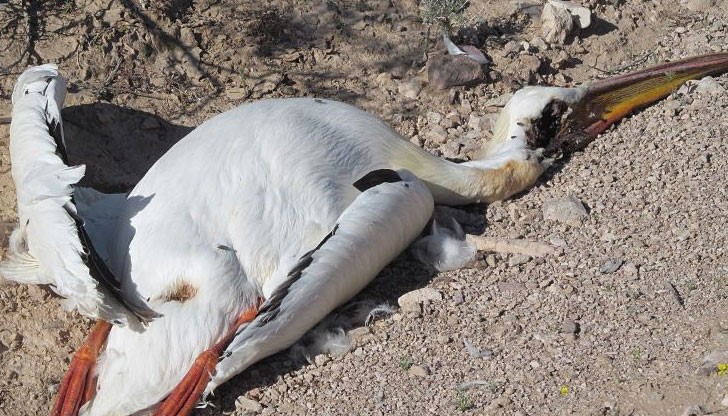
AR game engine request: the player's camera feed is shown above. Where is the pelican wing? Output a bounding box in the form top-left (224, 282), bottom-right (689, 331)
top-left (0, 65), bottom-right (157, 325)
top-left (204, 170), bottom-right (434, 395)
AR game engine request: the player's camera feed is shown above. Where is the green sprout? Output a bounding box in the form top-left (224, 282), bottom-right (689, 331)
top-left (399, 355), bottom-right (413, 370)
top-left (454, 388), bottom-right (472, 411)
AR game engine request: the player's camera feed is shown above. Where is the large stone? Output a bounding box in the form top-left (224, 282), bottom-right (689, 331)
top-left (542, 195), bottom-right (589, 225)
top-left (548, 0), bottom-right (591, 28)
top-left (541, 2), bottom-right (574, 44)
top-left (427, 53), bottom-right (486, 90)
top-left (541, 0), bottom-right (591, 44)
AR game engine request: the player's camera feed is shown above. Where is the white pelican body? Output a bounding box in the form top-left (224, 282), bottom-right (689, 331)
top-left (89, 99), bottom-right (438, 414)
top-left (4, 55), bottom-right (726, 415)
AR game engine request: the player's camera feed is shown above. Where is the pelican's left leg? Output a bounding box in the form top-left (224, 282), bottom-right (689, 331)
top-left (198, 169), bottom-right (436, 401)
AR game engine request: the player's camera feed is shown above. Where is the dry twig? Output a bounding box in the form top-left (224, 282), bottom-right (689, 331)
top-left (466, 235), bottom-right (556, 257)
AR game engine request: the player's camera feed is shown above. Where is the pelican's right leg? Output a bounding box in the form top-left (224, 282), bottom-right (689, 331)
top-left (51, 321), bottom-right (112, 416)
top-left (153, 302), bottom-right (261, 416)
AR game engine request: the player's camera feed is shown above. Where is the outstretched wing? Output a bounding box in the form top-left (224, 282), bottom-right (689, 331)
top-left (0, 65), bottom-right (158, 325)
top-left (204, 170), bottom-right (434, 395)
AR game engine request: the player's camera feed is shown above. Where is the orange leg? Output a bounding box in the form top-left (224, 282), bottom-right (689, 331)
top-left (51, 321), bottom-right (112, 416)
top-left (154, 301), bottom-right (261, 416)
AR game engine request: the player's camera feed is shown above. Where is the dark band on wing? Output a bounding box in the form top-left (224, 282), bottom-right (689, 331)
top-left (353, 169), bottom-right (402, 192)
top-left (255, 224), bottom-right (340, 327)
top-left (41, 80), bottom-right (69, 165)
top-left (50, 119), bottom-right (69, 164)
top-left (64, 203), bottom-right (161, 323)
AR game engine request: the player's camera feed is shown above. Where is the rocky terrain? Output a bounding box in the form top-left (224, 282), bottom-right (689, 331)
top-left (0, 0), bottom-right (727, 415)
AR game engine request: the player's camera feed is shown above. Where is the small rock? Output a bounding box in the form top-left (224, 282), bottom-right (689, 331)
top-left (467, 114), bottom-right (484, 131)
top-left (452, 291), bottom-right (464, 306)
top-left (348, 326), bottom-right (372, 345)
top-left (485, 254), bottom-right (497, 267)
top-left (426, 111), bottom-right (444, 125)
top-left (424, 126), bottom-right (448, 144)
top-left (696, 350), bottom-right (728, 376)
top-left (226, 86), bottom-right (248, 100)
top-left (497, 281), bottom-right (526, 292)
top-left (685, 0), bottom-right (716, 11)
top-left (682, 405), bottom-right (703, 416)
top-left (47, 383), bottom-right (60, 395)
top-left (26, 284), bottom-right (47, 300)
top-left (399, 78), bottom-right (422, 99)
top-left (522, 55), bottom-right (543, 76)
top-left (549, 236), bottom-right (568, 248)
top-left (375, 72), bottom-right (392, 86)
top-left (542, 195), bottom-right (589, 225)
top-left (530, 36), bottom-right (549, 51)
top-left (408, 364), bottom-right (430, 377)
top-left (721, 393), bottom-right (728, 407)
top-left (104, 6), bottom-right (125, 25)
top-left (623, 262), bottom-right (639, 276)
top-left (695, 76), bottom-right (726, 96)
top-left (711, 323), bottom-right (728, 345)
top-left (314, 354), bottom-right (330, 366)
top-left (561, 320), bottom-right (579, 334)
top-left (503, 40), bottom-right (522, 56)
top-left (0, 330), bottom-right (21, 351)
top-left (508, 254), bottom-right (531, 267)
top-left (463, 338), bottom-right (493, 358)
top-left (235, 396), bottom-right (264, 413)
top-left (427, 54), bottom-right (486, 90)
top-left (600, 258), bottom-right (623, 274)
top-left (398, 288), bottom-right (443, 313)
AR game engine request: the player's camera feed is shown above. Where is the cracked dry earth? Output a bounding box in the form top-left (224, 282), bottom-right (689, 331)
top-left (1, 0), bottom-right (727, 415)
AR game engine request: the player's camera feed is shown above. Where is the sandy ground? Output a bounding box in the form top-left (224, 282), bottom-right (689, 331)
top-left (1, 0), bottom-right (727, 415)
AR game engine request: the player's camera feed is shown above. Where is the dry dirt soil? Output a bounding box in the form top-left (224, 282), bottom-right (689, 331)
top-left (1, 0), bottom-right (727, 415)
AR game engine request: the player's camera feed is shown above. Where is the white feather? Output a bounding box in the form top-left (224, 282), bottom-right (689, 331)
top-left (412, 218), bottom-right (477, 271)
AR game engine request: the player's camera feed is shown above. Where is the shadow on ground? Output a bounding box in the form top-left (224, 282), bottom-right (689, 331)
top-left (62, 103), bottom-right (193, 193)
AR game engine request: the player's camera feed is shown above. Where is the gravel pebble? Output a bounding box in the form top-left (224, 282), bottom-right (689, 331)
top-left (235, 396), bottom-right (264, 413)
top-left (397, 288), bottom-right (443, 313)
top-left (508, 254), bottom-right (531, 267)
